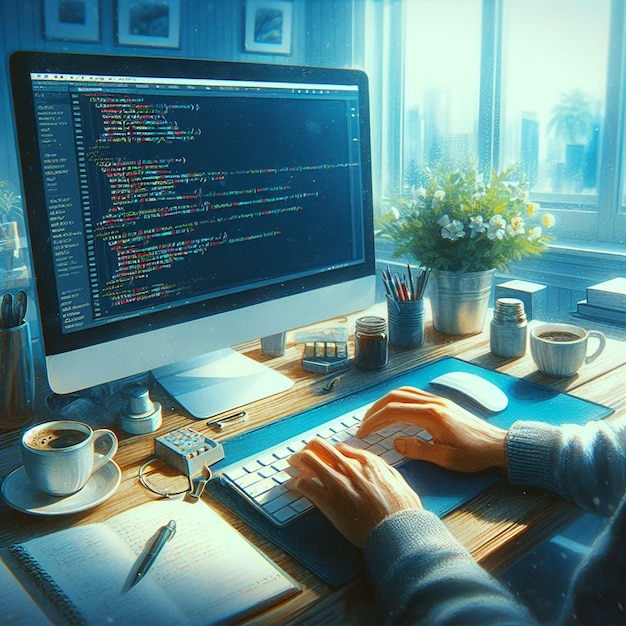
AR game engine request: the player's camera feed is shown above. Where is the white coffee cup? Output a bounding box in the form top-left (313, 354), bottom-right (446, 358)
top-left (21, 420), bottom-right (118, 496)
top-left (530, 323), bottom-right (606, 377)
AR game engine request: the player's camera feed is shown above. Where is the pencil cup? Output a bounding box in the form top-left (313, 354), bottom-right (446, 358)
top-left (387, 297), bottom-right (425, 347)
top-left (0, 321), bottom-right (35, 430)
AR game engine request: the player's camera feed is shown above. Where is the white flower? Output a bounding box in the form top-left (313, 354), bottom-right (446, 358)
top-left (542, 213), bottom-right (556, 228)
top-left (433, 189), bottom-right (446, 201)
top-left (508, 215), bottom-right (525, 235)
top-left (468, 215), bottom-right (487, 238)
top-left (414, 187), bottom-right (427, 199)
top-left (528, 226), bottom-right (542, 240)
top-left (438, 214), bottom-right (465, 241)
top-left (487, 214), bottom-right (507, 240)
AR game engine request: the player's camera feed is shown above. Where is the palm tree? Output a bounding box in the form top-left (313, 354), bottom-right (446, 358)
top-left (547, 89), bottom-right (594, 146)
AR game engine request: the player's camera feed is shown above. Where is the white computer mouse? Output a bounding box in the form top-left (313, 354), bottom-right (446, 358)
top-left (429, 371), bottom-right (509, 413)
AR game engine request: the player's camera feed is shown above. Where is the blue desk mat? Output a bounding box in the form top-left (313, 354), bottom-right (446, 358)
top-left (206, 356), bottom-right (613, 586)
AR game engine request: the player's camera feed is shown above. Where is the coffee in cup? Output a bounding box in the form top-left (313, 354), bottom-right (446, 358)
top-left (21, 420), bottom-right (118, 496)
top-left (530, 323), bottom-right (606, 377)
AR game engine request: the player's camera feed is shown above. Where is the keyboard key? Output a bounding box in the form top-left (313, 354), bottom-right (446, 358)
top-left (274, 506), bottom-right (299, 523)
top-left (244, 477), bottom-right (278, 498)
top-left (365, 443), bottom-right (387, 456)
top-left (291, 497), bottom-right (314, 513)
top-left (236, 471), bottom-right (263, 489)
top-left (272, 458), bottom-right (290, 472)
top-left (223, 466), bottom-right (247, 482)
top-left (402, 425), bottom-right (422, 436)
top-left (258, 466), bottom-right (277, 479)
top-left (243, 460), bottom-right (263, 473)
top-left (381, 449), bottom-right (404, 465)
top-left (362, 432), bottom-right (383, 445)
top-left (378, 425), bottom-right (400, 438)
top-left (379, 435), bottom-right (399, 450)
top-left (256, 485), bottom-right (287, 506)
top-left (264, 492), bottom-right (297, 514)
top-left (273, 471), bottom-right (291, 484)
top-left (344, 436), bottom-right (369, 449)
top-left (259, 454), bottom-right (277, 466)
top-left (273, 446), bottom-right (292, 459)
top-left (317, 428), bottom-right (335, 439)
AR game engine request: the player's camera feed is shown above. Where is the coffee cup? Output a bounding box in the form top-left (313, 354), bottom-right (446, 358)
top-left (530, 323), bottom-right (606, 377)
top-left (21, 420), bottom-right (118, 496)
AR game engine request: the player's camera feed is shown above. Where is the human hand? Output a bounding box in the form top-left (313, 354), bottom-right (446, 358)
top-left (358, 386), bottom-right (508, 473)
top-left (287, 437), bottom-right (422, 547)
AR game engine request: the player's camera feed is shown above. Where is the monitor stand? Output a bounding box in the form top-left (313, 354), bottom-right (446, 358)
top-left (152, 348), bottom-right (294, 419)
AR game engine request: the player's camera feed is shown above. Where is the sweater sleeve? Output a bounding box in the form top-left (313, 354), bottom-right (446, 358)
top-left (506, 416), bottom-right (626, 516)
top-left (364, 509), bottom-right (537, 625)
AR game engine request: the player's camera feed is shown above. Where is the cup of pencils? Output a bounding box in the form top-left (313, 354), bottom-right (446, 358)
top-left (383, 264), bottom-right (431, 348)
top-left (0, 290), bottom-right (34, 429)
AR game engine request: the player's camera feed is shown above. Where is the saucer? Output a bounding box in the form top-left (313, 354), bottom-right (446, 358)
top-left (1, 460), bottom-right (121, 516)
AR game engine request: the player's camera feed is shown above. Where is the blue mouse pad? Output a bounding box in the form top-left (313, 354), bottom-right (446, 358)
top-left (206, 356), bottom-right (614, 586)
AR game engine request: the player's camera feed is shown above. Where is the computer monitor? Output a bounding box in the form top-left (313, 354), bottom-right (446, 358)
top-left (9, 51), bottom-right (375, 418)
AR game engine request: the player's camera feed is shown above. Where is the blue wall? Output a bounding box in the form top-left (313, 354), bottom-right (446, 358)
top-left (0, 0), bottom-right (361, 184)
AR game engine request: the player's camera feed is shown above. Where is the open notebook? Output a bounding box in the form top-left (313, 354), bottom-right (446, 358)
top-left (0, 499), bottom-right (299, 625)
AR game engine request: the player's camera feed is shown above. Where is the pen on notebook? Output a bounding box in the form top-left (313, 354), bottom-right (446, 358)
top-left (131, 520), bottom-right (176, 587)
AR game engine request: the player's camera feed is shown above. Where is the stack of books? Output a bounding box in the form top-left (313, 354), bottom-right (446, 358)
top-left (576, 277), bottom-right (626, 326)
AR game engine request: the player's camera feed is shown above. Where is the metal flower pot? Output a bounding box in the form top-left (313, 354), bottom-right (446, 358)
top-left (428, 268), bottom-right (495, 335)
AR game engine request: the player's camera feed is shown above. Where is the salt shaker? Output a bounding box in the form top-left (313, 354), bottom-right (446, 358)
top-left (490, 298), bottom-right (527, 358)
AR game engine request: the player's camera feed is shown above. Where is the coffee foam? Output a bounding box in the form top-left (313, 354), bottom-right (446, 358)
top-left (25, 428), bottom-right (88, 451)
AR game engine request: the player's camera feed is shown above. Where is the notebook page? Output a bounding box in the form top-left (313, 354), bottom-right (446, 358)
top-left (18, 524), bottom-right (185, 625)
top-left (108, 499), bottom-right (299, 625)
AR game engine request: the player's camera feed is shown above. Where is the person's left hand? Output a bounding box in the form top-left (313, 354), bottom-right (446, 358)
top-left (287, 437), bottom-right (422, 547)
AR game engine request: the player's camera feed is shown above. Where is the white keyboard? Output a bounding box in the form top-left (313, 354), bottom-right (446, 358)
top-left (219, 401), bottom-right (432, 527)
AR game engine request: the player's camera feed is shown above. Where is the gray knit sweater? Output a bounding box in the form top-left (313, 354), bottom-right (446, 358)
top-left (364, 417), bottom-right (626, 625)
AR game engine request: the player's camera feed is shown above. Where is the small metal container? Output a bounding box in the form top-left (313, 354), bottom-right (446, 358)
top-left (490, 298), bottom-right (527, 358)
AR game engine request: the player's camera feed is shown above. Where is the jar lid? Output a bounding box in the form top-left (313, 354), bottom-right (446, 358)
top-left (355, 316), bottom-right (387, 334)
top-left (494, 298), bottom-right (527, 323)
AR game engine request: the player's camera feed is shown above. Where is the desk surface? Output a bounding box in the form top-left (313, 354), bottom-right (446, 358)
top-left (1, 305), bottom-right (625, 625)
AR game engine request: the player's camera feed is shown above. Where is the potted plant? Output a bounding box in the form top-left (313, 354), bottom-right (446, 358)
top-left (378, 163), bottom-right (555, 334)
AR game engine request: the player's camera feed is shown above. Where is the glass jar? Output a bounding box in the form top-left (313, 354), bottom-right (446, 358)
top-left (490, 298), bottom-right (527, 358)
top-left (354, 316), bottom-right (388, 370)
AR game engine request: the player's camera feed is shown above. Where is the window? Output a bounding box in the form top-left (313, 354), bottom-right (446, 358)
top-left (500, 0), bottom-right (610, 205)
top-left (369, 0), bottom-right (626, 249)
top-left (404, 0), bottom-right (482, 188)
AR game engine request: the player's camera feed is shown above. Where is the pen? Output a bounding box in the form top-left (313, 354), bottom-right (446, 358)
top-left (206, 410), bottom-right (248, 430)
top-left (131, 520), bottom-right (176, 587)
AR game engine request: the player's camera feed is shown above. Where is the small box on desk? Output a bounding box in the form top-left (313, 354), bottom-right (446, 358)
top-left (155, 427), bottom-right (224, 476)
top-left (495, 280), bottom-right (547, 320)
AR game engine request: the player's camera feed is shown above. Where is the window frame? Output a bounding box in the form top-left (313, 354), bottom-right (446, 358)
top-left (375, 0), bottom-right (626, 248)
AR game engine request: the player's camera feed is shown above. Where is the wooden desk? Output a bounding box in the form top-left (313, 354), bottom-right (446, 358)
top-left (1, 306), bottom-right (625, 625)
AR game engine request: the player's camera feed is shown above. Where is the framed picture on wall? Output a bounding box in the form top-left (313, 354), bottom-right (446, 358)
top-left (117, 0), bottom-right (181, 48)
top-left (44, 0), bottom-right (100, 42)
top-left (245, 0), bottom-right (293, 55)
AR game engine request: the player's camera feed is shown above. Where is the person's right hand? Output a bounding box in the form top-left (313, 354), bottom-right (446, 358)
top-left (358, 386), bottom-right (508, 473)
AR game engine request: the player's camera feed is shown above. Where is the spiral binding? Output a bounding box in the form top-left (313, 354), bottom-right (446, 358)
top-left (9, 544), bottom-right (86, 625)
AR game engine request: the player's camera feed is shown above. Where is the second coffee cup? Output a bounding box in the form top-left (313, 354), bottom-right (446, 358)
top-left (530, 323), bottom-right (606, 377)
top-left (21, 420), bottom-right (118, 496)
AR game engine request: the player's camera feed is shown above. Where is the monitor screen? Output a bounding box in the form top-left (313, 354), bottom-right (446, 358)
top-left (10, 51), bottom-right (375, 418)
